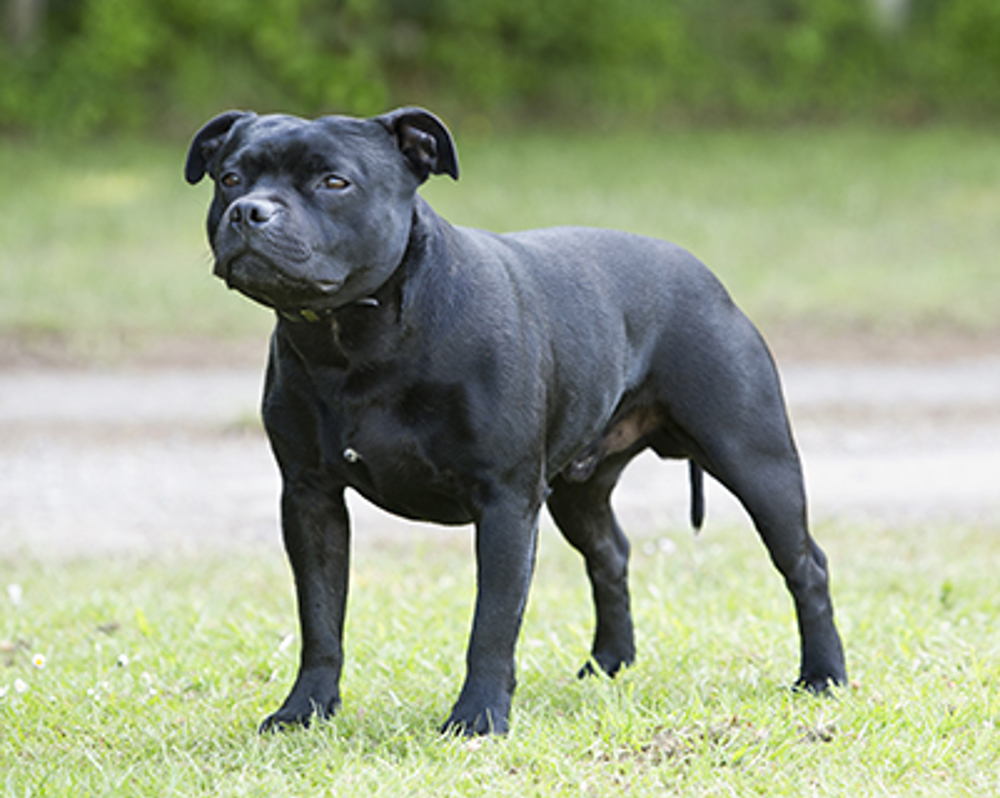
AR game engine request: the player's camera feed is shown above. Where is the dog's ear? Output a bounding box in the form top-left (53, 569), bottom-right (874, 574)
top-left (185, 111), bottom-right (253, 185)
top-left (376, 107), bottom-right (459, 183)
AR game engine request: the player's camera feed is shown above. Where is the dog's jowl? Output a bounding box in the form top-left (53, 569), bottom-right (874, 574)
top-left (186, 107), bottom-right (846, 736)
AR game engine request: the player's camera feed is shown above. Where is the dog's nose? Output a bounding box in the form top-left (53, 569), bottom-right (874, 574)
top-left (228, 197), bottom-right (279, 230)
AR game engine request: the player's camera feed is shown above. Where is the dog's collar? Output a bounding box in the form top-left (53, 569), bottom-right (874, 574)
top-left (280, 296), bottom-right (379, 323)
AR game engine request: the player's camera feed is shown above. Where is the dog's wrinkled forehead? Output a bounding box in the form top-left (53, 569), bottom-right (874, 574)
top-left (221, 115), bottom-right (396, 184)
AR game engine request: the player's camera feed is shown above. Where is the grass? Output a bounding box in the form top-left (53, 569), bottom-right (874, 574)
top-left (3, 520), bottom-right (999, 796)
top-left (1, 125), bottom-right (999, 360)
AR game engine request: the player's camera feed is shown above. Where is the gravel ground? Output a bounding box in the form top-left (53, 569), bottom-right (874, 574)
top-left (2, 356), bottom-right (999, 560)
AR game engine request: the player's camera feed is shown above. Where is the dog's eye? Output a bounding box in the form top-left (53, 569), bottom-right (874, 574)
top-left (220, 172), bottom-right (241, 188)
top-left (320, 175), bottom-right (350, 191)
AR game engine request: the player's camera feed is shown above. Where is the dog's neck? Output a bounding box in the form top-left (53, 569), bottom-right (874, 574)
top-left (278, 294), bottom-right (381, 325)
top-left (274, 207), bottom-right (430, 369)
top-left (275, 282), bottom-right (403, 370)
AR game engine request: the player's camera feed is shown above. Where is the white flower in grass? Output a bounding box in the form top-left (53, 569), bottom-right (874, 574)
top-left (31, 653), bottom-right (46, 669)
top-left (14, 678), bottom-right (28, 694)
top-left (116, 654), bottom-right (130, 668)
top-left (7, 584), bottom-right (22, 607)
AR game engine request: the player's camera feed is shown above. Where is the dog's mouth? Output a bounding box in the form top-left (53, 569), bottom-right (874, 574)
top-left (215, 250), bottom-right (344, 315)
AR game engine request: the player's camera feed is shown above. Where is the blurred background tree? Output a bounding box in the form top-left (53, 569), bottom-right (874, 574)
top-left (1, 0), bottom-right (999, 138)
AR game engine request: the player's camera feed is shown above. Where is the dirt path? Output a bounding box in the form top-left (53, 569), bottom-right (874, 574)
top-left (2, 357), bottom-right (999, 560)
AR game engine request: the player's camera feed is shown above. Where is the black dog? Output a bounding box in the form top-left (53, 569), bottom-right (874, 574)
top-left (185, 107), bottom-right (846, 735)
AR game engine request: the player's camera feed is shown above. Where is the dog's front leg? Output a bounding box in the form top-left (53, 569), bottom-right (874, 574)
top-left (260, 482), bottom-right (350, 732)
top-left (442, 496), bottom-right (541, 736)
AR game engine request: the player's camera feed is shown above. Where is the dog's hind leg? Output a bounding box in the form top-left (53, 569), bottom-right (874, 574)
top-left (656, 333), bottom-right (847, 691)
top-left (547, 455), bottom-right (637, 679)
top-left (701, 441), bottom-right (847, 692)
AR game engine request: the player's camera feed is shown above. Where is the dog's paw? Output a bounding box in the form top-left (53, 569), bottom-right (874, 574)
top-left (577, 649), bottom-right (634, 680)
top-left (793, 670), bottom-right (846, 696)
top-left (440, 706), bottom-right (509, 737)
top-left (259, 695), bottom-right (339, 733)
top-left (441, 685), bottom-right (512, 737)
top-left (259, 706), bottom-right (319, 733)
top-left (258, 668), bottom-right (340, 733)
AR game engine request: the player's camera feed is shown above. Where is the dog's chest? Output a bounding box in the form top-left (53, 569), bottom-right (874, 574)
top-left (317, 372), bottom-right (480, 524)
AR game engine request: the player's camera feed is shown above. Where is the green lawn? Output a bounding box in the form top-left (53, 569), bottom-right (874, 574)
top-left (3, 521), bottom-right (998, 796)
top-left (1, 126), bottom-right (998, 360)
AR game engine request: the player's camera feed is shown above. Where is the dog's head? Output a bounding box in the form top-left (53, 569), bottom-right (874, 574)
top-left (185, 108), bottom-right (458, 316)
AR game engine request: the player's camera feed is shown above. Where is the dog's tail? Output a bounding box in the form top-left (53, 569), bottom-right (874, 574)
top-left (689, 460), bottom-right (705, 532)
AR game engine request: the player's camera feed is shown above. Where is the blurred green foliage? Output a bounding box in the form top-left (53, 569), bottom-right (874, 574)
top-left (2, 0), bottom-right (1000, 136)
